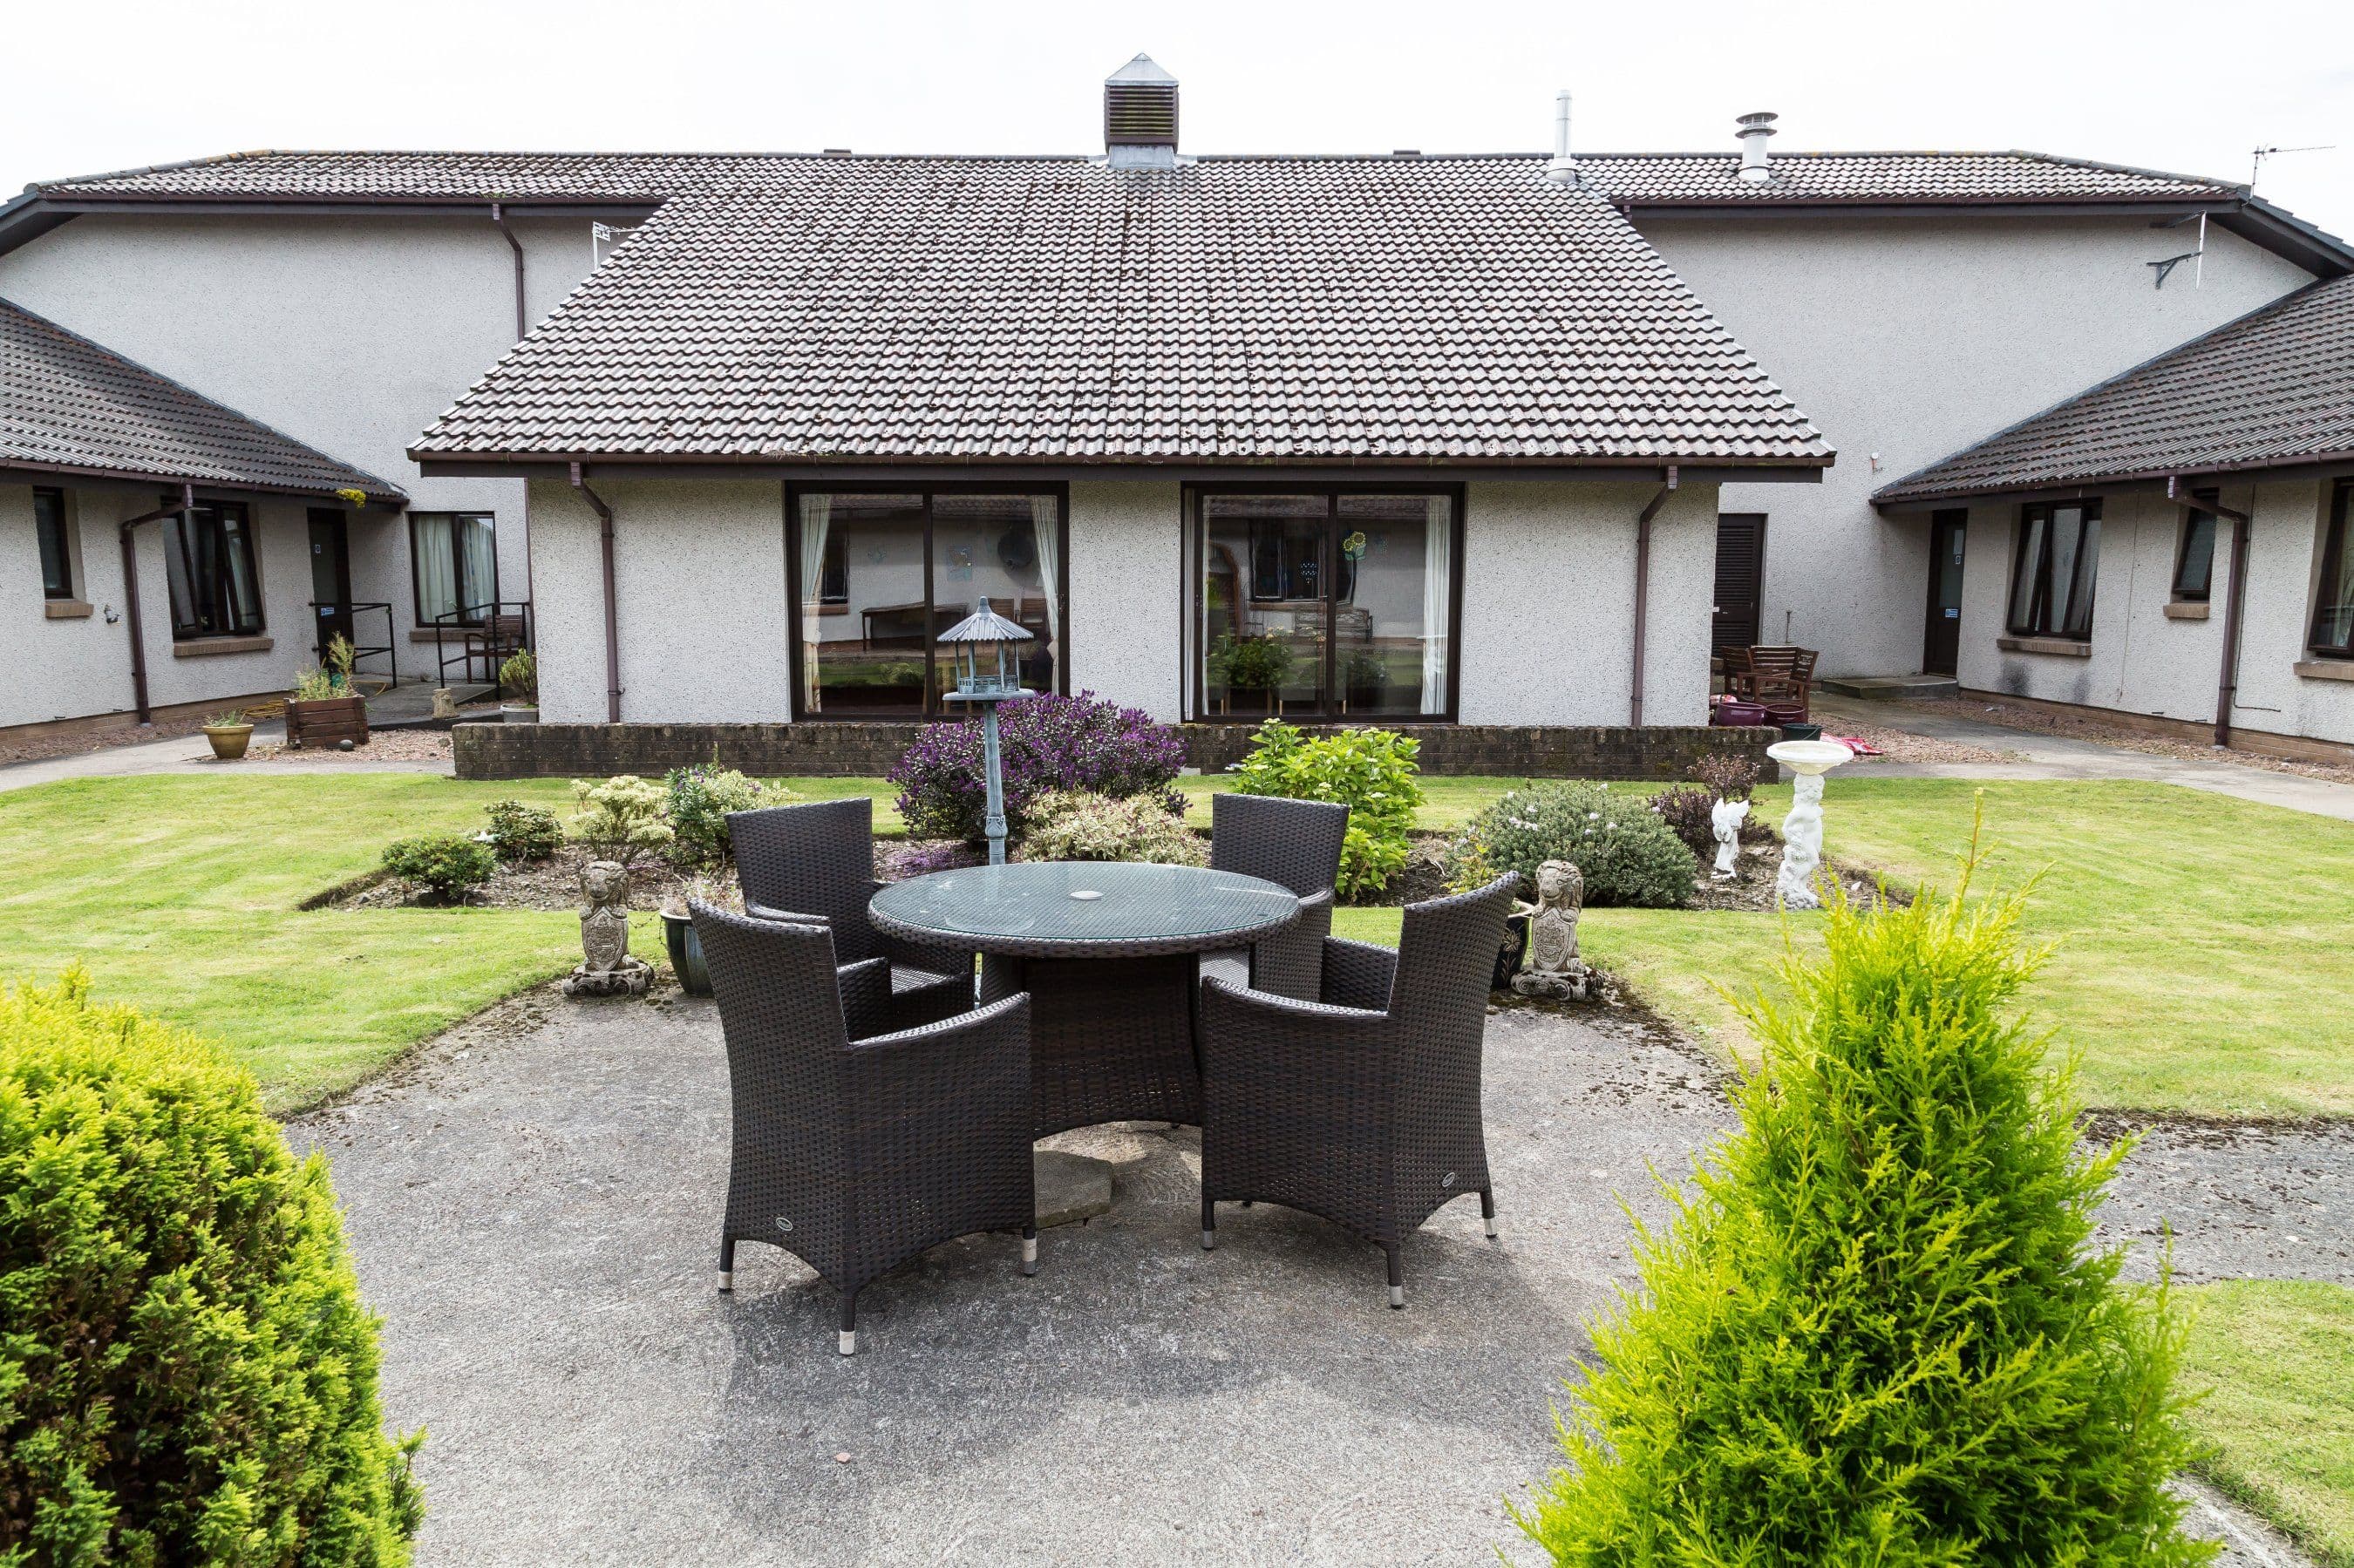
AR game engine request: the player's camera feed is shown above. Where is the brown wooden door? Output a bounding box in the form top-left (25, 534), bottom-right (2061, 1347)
top-left (1711, 513), bottom-right (1766, 657)
top-left (307, 509), bottom-right (353, 662)
top-left (1922, 510), bottom-right (1966, 676)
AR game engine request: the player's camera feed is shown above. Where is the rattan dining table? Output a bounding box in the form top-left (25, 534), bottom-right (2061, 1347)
top-left (867, 861), bottom-right (1299, 1138)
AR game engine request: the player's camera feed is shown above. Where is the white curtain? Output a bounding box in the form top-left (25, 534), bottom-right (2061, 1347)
top-left (1419, 499), bottom-right (1451, 713)
top-left (457, 515), bottom-right (498, 618)
top-left (799, 494), bottom-right (832, 712)
top-left (1031, 496), bottom-right (1062, 683)
top-left (414, 518), bottom-right (458, 625)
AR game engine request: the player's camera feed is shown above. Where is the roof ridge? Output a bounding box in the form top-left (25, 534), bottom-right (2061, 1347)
top-left (0, 294), bottom-right (405, 498)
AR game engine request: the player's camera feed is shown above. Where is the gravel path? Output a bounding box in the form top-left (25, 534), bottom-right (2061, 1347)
top-left (288, 992), bottom-right (2341, 1565)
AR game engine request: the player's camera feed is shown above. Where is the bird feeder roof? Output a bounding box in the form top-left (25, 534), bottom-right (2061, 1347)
top-left (937, 597), bottom-right (1034, 644)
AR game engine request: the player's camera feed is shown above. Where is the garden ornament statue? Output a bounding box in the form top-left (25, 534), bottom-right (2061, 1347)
top-left (1709, 797), bottom-right (1750, 880)
top-left (1512, 859), bottom-right (1589, 1001)
top-left (1766, 739), bottom-right (1856, 910)
top-left (937, 597), bottom-right (1035, 866)
top-left (564, 859), bottom-right (651, 996)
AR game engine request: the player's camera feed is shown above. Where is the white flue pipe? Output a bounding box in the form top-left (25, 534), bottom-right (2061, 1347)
top-left (1548, 91), bottom-right (1578, 183)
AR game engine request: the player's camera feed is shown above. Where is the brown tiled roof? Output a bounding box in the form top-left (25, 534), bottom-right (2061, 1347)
top-left (406, 157), bottom-right (1832, 465)
top-left (34, 147), bottom-right (2245, 207)
top-left (1875, 275), bottom-right (2354, 504)
top-left (0, 298), bottom-right (405, 500)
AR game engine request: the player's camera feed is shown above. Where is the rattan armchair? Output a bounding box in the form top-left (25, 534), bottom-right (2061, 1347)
top-left (691, 903), bottom-right (1036, 1355)
top-left (729, 797), bottom-right (975, 996)
top-left (1198, 875), bottom-right (1514, 1308)
top-left (1202, 793), bottom-right (1350, 1001)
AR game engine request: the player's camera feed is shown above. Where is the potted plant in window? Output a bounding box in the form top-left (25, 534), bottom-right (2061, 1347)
top-left (284, 635), bottom-right (369, 749)
top-left (201, 709), bottom-right (254, 762)
top-left (499, 647), bottom-right (539, 723)
top-left (1209, 633), bottom-right (1294, 717)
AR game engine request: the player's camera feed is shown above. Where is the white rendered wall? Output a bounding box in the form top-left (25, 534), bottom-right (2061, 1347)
top-left (1067, 480), bottom-right (1184, 721)
top-left (0, 212), bottom-right (602, 665)
top-left (1457, 480), bottom-right (1718, 726)
top-left (1954, 476), bottom-right (2354, 746)
top-left (1, 482), bottom-right (321, 729)
top-left (1636, 215), bottom-right (2317, 677)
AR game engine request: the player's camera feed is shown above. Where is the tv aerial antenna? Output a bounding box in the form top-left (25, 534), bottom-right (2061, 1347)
top-left (2251, 144), bottom-right (2332, 187)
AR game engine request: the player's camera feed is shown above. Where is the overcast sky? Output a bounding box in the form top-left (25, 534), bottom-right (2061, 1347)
top-left (4, 0), bottom-right (2351, 237)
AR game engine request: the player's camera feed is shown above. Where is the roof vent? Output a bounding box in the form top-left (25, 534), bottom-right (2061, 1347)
top-left (1548, 91), bottom-right (1578, 184)
top-left (1105, 54), bottom-right (1179, 167)
top-left (1735, 112), bottom-right (1778, 182)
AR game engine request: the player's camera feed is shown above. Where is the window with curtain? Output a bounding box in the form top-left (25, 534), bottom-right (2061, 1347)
top-left (2310, 482), bottom-right (2354, 659)
top-left (1194, 489), bottom-right (1458, 721)
top-left (411, 512), bottom-right (499, 626)
top-left (164, 501), bottom-right (264, 639)
top-left (2006, 499), bottom-right (2101, 640)
top-left (2173, 492), bottom-right (2217, 602)
top-left (791, 490), bottom-right (1065, 717)
top-left (34, 488), bottom-right (76, 600)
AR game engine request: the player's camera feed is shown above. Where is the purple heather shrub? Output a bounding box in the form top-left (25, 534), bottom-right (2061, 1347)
top-left (888, 691), bottom-right (1188, 845)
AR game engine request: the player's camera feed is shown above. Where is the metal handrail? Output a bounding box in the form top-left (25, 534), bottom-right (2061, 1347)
top-left (310, 601), bottom-right (397, 688)
top-left (432, 599), bottom-right (534, 690)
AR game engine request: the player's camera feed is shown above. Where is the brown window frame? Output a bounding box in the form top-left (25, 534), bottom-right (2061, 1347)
top-left (785, 484), bottom-right (1070, 722)
top-left (408, 512), bottom-right (500, 628)
top-left (1184, 482), bottom-right (1466, 724)
top-left (2172, 489), bottom-right (2218, 603)
top-left (33, 487), bottom-right (75, 600)
top-left (2007, 499), bottom-right (2102, 641)
top-left (2310, 480), bottom-right (2354, 661)
top-left (164, 499), bottom-right (265, 641)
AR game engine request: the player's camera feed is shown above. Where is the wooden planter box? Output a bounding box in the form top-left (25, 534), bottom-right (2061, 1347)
top-left (285, 695), bottom-right (369, 749)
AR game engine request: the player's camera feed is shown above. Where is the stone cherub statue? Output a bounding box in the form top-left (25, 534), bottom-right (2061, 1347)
top-left (563, 859), bottom-right (651, 997)
top-left (1710, 797), bottom-right (1751, 880)
top-left (1511, 859), bottom-right (1589, 1001)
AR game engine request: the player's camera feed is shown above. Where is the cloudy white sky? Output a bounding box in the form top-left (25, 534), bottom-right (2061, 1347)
top-left (3, 0), bottom-right (2351, 235)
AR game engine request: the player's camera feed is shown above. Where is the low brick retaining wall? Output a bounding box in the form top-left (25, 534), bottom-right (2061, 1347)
top-left (454, 720), bottom-right (1778, 781)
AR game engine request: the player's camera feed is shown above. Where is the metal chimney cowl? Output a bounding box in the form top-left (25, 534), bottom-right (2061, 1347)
top-left (1736, 111), bottom-right (1778, 182)
top-left (1106, 53), bottom-right (1179, 167)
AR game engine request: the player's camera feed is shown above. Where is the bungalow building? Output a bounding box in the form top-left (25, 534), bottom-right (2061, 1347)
top-left (3, 56), bottom-right (2349, 764)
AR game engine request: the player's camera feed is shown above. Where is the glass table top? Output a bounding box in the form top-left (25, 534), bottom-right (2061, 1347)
top-left (868, 861), bottom-right (1298, 951)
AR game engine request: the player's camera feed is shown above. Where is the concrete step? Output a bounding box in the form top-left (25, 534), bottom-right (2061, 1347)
top-left (1819, 673), bottom-right (1959, 701)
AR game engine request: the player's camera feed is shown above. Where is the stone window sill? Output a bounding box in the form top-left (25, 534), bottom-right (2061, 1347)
top-left (43, 599), bottom-right (93, 620)
top-left (172, 635), bottom-right (274, 658)
top-left (2293, 659), bottom-right (2354, 683)
top-left (1997, 635), bottom-right (2092, 658)
top-left (2163, 601), bottom-right (2210, 621)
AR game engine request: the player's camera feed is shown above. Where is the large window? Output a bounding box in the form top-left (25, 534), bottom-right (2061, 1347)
top-left (2173, 490), bottom-right (2218, 602)
top-left (2312, 482), bottom-right (2354, 660)
top-left (411, 512), bottom-right (499, 627)
top-left (34, 488), bottom-right (76, 600)
top-left (2006, 499), bottom-right (2101, 641)
top-left (791, 490), bottom-right (1065, 716)
top-left (1194, 488), bottom-right (1459, 721)
top-left (163, 500), bottom-right (264, 640)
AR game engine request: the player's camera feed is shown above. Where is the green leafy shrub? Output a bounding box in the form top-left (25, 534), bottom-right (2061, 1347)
top-left (381, 833), bottom-right (496, 900)
top-left (1514, 845), bottom-right (2208, 1565)
top-left (498, 646), bottom-right (537, 705)
top-left (1456, 782), bottom-right (1694, 908)
top-left (483, 798), bottom-right (562, 863)
top-left (0, 969), bottom-right (423, 1564)
top-left (568, 775), bottom-right (673, 865)
top-left (1018, 790), bottom-right (1208, 866)
top-left (663, 765), bottom-right (778, 867)
top-left (1227, 721), bottom-right (1423, 899)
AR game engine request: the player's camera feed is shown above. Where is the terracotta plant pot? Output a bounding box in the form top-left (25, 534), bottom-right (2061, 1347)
top-left (202, 723), bottom-right (254, 762)
top-left (285, 694), bottom-right (369, 749)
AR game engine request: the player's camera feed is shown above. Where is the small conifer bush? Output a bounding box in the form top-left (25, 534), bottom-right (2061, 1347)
top-left (1515, 826), bottom-right (2211, 1565)
top-left (380, 833), bottom-right (496, 901)
top-left (0, 970), bottom-right (422, 1563)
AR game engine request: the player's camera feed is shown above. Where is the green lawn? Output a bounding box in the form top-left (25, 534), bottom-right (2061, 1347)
top-left (1337, 777), bottom-right (2354, 1118)
top-left (2181, 1280), bottom-right (2354, 1566)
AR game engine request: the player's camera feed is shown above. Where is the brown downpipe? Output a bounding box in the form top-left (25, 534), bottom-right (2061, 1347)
top-left (2169, 473), bottom-right (2254, 748)
top-left (490, 202), bottom-right (527, 342)
top-left (570, 462), bottom-right (622, 723)
top-left (1629, 465), bottom-right (1678, 726)
top-left (119, 484), bottom-right (196, 724)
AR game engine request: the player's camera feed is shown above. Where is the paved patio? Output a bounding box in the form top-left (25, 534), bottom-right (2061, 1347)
top-left (292, 993), bottom-right (2327, 1565)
